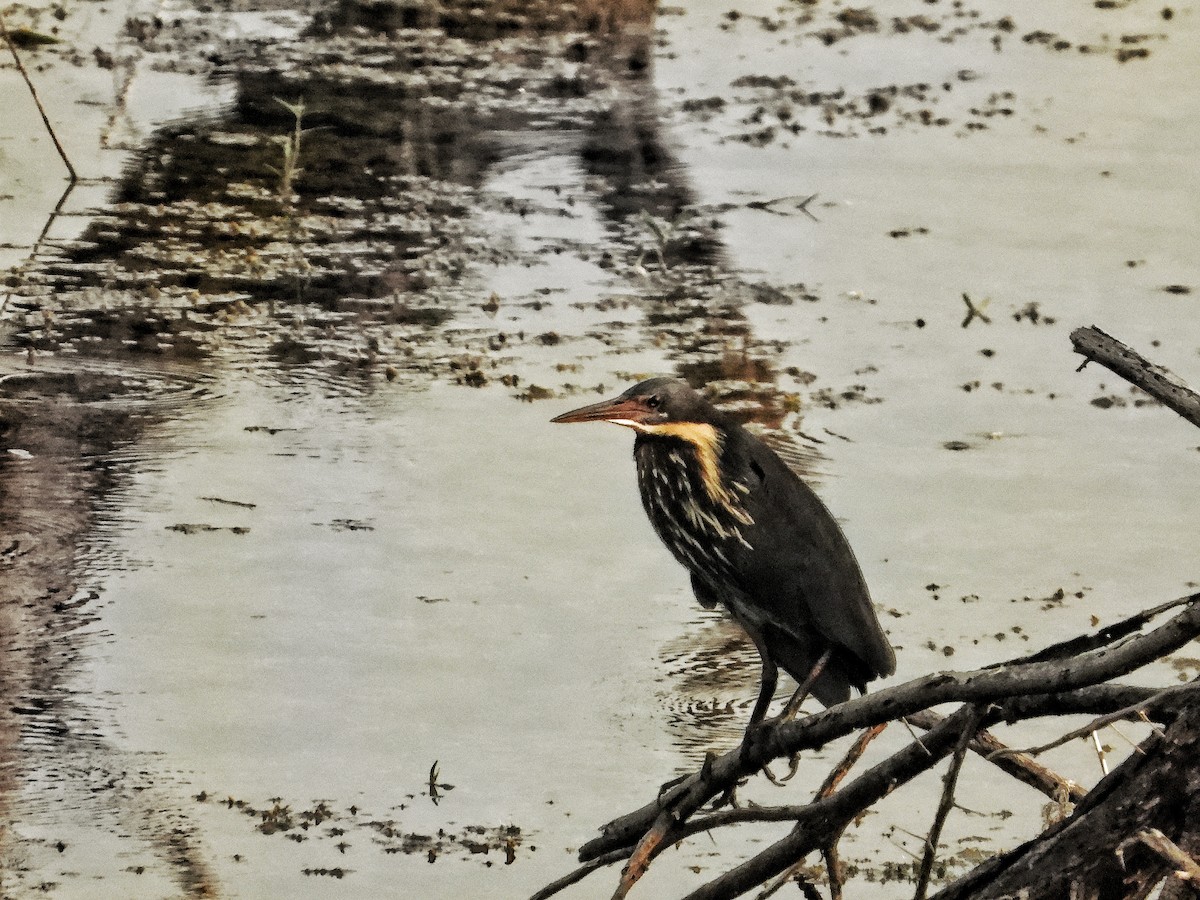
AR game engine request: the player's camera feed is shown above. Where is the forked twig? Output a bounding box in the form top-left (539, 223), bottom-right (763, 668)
top-left (914, 705), bottom-right (984, 900)
top-left (986, 685), bottom-right (1188, 763)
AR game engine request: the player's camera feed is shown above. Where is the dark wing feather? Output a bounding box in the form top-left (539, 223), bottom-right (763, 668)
top-left (730, 428), bottom-right (896, 683)
top-left (690, 571), bottom-right (720, 609)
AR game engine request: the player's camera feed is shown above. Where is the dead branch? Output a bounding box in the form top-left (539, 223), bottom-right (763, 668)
top-left (1070, 325), bottom-right (1200, 428)
top-left (576, 592), bottom-right (1200, 865)
top-left (988, 683), bottom-right (1190, 762)
top-left (989, 592), bottom-right (1196, 667)
top-left (914, 706), bottom-right (984, 900)
top-left (529, 848), bottom-right (634, 900)
top-left (931, 703), bottom-right (1200, 900)
top-left (906, 709), bottom-right (1086, 804)
top-left (816, 723), bottom-right (887, 800)
top-left (1126, 829), bottom-right (1200, 885)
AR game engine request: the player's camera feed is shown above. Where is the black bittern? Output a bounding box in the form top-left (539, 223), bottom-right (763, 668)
top-left (552, 377), bottom-right (895, 733)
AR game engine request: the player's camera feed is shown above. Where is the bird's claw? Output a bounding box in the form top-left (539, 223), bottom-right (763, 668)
top-left (739, 719), bottom-right (803, 783)
top-left (761, 752), bottom-right (802, 785)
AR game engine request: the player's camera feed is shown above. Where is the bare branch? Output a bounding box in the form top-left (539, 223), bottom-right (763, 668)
top-left (998, 592), bottom-right (1198, 667)
top-left (907, 709), bottom-right (1086, 804)
top-left (528, 847), bottom-right (633, 900)
top-left (612, 815), bottom-right (673, 899)
top-left (1126, 829), bottom-right (1200, 883)
top-left (578, 593), bottom-right (1200, 864)
top-left (914, 706), bottom-right (984, 900)
top-left (816, 724), bottom-right (888, 800)
top-left (987, 684), bottom-right (1194, 763)
top-left (1070, 325), bottom-right (1200, 429)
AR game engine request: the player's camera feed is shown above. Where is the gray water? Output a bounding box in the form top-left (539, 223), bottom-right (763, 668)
top-left (2, 0), bottom-right (1199, 896)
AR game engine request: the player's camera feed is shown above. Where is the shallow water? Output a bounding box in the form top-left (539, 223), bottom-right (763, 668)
top-left (2, 0), bottom-right (1199, 896)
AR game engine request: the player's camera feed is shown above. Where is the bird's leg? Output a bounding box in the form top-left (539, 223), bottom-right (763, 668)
top-left (779, 646), bottom-right (834, 721)
top-left (755, 647), bottom-right (835, 784)
top-left (745, 624), bottom-right (779, 729)
top-left (738, 625), bottom-right (779, 763)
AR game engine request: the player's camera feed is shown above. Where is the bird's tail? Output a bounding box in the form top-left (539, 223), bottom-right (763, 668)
top-left (764, 626), bottom-right (862, 709)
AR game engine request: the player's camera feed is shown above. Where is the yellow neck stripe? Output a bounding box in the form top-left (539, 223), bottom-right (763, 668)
top-left (641, 422), bottom-right (727, 507)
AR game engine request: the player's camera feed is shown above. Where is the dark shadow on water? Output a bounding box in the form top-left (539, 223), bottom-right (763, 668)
top-left (0, 369), bottom-right (218, 896)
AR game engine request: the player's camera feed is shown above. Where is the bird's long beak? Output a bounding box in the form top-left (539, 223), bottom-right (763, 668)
top-left (551, 395), bottom-right (646, 427)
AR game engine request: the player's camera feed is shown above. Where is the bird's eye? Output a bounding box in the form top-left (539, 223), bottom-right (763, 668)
top-left (645, 395), bottom-right (661, 410)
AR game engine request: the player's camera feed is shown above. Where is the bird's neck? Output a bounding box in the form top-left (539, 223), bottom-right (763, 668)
top-left (635, 422), bottom-right (740, 514)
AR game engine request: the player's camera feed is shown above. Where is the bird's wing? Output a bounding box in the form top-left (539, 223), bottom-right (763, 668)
top-left (690, 571), bottom-right (721, 609)
top-left (734, 435), bottom-right (896, 679)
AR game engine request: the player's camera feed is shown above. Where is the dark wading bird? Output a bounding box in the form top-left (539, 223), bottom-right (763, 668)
top-left (552, 377), bottom-right (895, 737)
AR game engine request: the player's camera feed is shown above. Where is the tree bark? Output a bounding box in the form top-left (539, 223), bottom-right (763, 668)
top-left (1070, 325), bottom-right (1200, 428)
top-left (932, 703), bottom-right (1200, 900)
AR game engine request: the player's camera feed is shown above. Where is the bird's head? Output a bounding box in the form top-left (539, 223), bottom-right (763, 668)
top-left (550, 377), bottom-right (717, 433)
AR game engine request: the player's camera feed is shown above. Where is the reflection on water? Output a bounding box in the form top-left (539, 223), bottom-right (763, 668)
top-left (12, 0), bottom-right (788, 406)
top-left (0, 366), bottom-right (218, 896)
top-left (657, 613), bottom-right (761, 761)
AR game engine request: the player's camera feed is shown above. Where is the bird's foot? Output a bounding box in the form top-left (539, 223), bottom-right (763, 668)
top-left (738, 719), bottom-right (802, 783)
top-left (761, 752), bottom-right (802, 786)
top-left (738, 719), bottom-right (770, 766)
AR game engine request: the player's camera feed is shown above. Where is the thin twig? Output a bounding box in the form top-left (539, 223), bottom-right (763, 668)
top-left (824, 842), bottom-right (844, 900)
top-left (976, 727), bottom-right (1085, 802)
top-left (986, 684), bottom-right (1189, 763)
top-left (527, 847), bottom-right (633, 900)
top-left (1106, 721), bottom-right (1147, 754)
top-left (1090, 730), bottom-right (1110, 776)
top-left (914, 706), bottom-right (984, 900)
top-left (0, 11), bottom-right (77, 181)
top-left (816, 724), bottom-right (889, 800)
